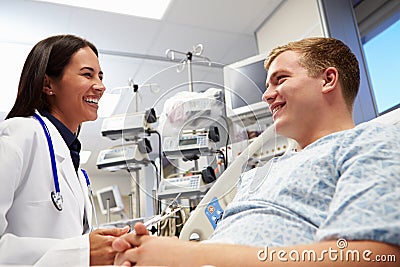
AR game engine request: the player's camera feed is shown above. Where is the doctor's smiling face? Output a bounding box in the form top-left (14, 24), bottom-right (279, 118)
top-left (44, 46), bottom-right (105, 133)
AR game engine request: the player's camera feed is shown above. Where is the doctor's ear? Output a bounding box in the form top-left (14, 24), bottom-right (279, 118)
top-left (321, 67), bottom-right (338, 94)
top-left (42, 75), bottom-right (55, 96)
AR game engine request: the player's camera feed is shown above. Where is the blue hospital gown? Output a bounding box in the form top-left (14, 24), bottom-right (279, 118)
top-left (208, 122), bottom-right (400, 246)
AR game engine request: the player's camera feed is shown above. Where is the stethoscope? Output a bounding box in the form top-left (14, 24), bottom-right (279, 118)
top-left (33, 113), bottom-right (99, 228)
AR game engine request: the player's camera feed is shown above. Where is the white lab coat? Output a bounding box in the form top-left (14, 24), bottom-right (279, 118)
top-left (0, 112), bottom-right (92, 266)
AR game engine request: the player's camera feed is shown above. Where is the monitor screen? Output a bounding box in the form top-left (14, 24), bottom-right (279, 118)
top-left (103, 150), bottom-right (124, 160)
top-left (224, 53), bottom-right (270, 122)
top-left (99, 190), bottom-right (117, 209)
top-left (226, 61), bottom-right (267, 109)
top-left (96, 185), bottom-right (124, 215)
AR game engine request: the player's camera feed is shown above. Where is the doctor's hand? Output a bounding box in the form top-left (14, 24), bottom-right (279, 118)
top-left (113, 223), bottom-right (187, 267)
top-left (89, 226), bottom-right (130, 266)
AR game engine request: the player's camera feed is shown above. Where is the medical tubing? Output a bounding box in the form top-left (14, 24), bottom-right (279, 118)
top-left (33, 113), bottom-right (60, 193)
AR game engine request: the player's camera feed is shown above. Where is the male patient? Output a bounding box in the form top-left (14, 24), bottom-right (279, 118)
top-left (112, 37), bottom-right (400, 266)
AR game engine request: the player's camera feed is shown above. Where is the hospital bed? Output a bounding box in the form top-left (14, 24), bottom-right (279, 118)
top-left (179, 122), bottom-right (291, 241)
top-left (179, 108), bottom-right (400, 241)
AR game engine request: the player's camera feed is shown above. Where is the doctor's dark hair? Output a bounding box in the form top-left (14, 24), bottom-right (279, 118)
top-left (264, 37), bottom-right (360, 112)
top-left (6, 34), bottom-right (98, 119)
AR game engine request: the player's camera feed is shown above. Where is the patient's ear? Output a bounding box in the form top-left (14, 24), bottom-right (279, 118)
top-left (321, 67), bottom-right (338, 94)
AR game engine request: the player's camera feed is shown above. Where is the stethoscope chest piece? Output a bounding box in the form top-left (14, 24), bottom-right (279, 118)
top-left (51, 191), bottom-right (63, 211)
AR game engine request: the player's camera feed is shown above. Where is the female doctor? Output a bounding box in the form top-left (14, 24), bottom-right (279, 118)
top-left (0, 35), bottom-right (129, 266)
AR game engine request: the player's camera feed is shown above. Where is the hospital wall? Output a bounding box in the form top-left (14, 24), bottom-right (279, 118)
top-left (256, 0), bottom-right (324, 55)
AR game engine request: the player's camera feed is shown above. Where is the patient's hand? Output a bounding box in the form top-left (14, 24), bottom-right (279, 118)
top-left (112, 222), bottom-right (150, 266)
top-left (113, 233), bottom-right (187, 267)
top-left (112, 222), bottom-right (149, 252)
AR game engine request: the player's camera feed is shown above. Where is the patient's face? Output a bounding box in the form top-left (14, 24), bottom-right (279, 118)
top-left (263, 50), bottom-right (325, 144)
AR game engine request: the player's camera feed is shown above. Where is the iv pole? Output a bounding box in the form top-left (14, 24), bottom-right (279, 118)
top-left (110, 80), bottom-right (160, 113)
top-left (164, 45), bottom-right (214, 177)
top-left (128, 78), bottom-right (140, 112)
top-left (187, 51), bottom-right (193, 92)
top-left (165, 44), bottom-right (211, 92)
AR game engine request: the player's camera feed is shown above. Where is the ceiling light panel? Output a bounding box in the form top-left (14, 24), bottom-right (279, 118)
top-left (34, 0), bottom-right (171, 20)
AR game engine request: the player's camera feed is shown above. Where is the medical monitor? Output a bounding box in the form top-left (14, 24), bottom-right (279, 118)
top-left (96, 185), bottom-right (125, 215)
top-left (224, 53), bottom-right (271, 125)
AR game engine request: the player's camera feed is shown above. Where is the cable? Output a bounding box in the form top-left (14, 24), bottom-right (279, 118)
top-left (150, 160), bottom-right (159, 182)
top-left (225, 133), bottom-right (230, 167)
top-left (217, 115), bottom-right (230, 167)
top-left (146, 129), bottom-right (162, 214)
top-left (215, 149), bottom-right (227, 171)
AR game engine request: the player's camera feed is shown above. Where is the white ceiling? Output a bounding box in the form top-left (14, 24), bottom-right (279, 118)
top-left (0, 0), bottom-right (283, 187)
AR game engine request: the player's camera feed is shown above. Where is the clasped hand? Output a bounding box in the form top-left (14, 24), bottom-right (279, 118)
top-left (113, 222), bottom-right (186, 267)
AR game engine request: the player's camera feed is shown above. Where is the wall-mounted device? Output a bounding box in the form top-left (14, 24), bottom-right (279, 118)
top-left (96, 143), bottom-right (150, 172)
top-left (101, 108), bottom-right (157, 141)
top-left (96, 185), bottom-right (125, 215)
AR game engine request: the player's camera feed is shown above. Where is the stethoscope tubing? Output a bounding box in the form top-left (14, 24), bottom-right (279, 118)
top-left (33, 113), bottom-right (61, 193)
